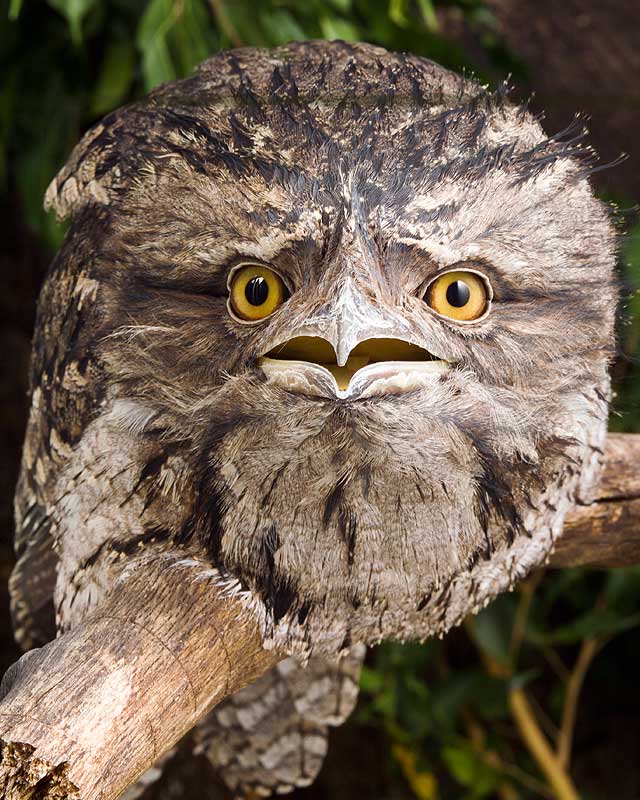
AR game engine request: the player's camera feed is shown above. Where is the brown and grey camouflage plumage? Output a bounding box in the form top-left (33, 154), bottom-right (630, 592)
top-left (194, 646), bottom-right (364, 796)
top-left (12, 40), bottom-right (617, 796)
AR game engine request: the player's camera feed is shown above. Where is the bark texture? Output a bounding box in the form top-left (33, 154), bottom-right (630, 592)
top-left (553, 433), bottom-right (640, 568)
top-left (0, 557), bottom-right (279, 800)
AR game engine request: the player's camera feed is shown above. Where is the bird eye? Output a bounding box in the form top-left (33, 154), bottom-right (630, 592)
top-left (425, 270), bottom-right (489, 322)
top-left (228, 265), bottom-right (286, 322)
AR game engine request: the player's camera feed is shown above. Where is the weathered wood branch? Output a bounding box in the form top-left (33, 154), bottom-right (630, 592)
top-left (552, 433), bottom-right (640, 568)
top-left (0, 435), bottom-right (637, 800)
top-left (0, 557), bottom-right (280, 800)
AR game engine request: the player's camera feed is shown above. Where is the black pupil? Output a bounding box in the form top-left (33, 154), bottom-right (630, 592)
top-left (446, 280), bottom-right (471, 307)
top-left (245, 276), bottom-right (269, 306)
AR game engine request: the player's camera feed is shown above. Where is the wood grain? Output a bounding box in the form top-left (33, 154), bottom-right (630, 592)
top-left (552, 434), bottom-right (640, 568)
top-left (0, 557), bottom-right (280, 799)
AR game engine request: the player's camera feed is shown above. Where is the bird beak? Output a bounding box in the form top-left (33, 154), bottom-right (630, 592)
top-left (258, 279), bottom-right (449, 399)
top-left (262, 336), bottom-right (442, 391)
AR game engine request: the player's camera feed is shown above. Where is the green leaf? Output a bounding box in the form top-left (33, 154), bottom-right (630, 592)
top-left (319, 15), bottom-right (360, 41)
top-left (417, 0), bottom-right (439, 32)
top-left (327, 0), bottom-right (352, 12)
top-left (47, 0), bottom-right (100, 45)
top-left (42, 208), bottom-right (70, 251)
top-left (388, 0), bottom-right (409, 28)
top-left (472, 674), bottom-right (509, 719)
top-left (624, 222), bottom-right (640, 275)
top-left (16, 130), bottom-right (67, 248)
top-left (170, 0), bottom-right (217, 78)
top-left (91, 36), bottom-right (135, 115)
top-left (530, 609), bottom-right (640, 646)
top-left (430, 672), bottom-right (480, 729)
top-left (535, 567), bottom-right (588, 616)
top-left (441, 744), bottom-right (500, 796)
top-left (222, 1), bottom-right (266, 48)
top-left (610, 219), bottom-right (640, 433)
top-left (604, 566), bottom-right (640, 612)
top-left (467, 595), bottom-right (515, 670)
top-left (258, 9), bottom-right (307, 46)
top-left (8, 0), bottom-right (23, 20)
top-left (359, 665), bottom-right (386, 694)
top-left (137, 0), bottom-right (177, 90)
top-left (371, 684), bottom-right (397, 719)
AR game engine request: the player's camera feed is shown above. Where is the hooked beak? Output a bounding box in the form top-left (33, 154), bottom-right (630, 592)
top-left (259, 336), bottom-right (449, 399)
top-left (256, 277), bottom-right (450, 399)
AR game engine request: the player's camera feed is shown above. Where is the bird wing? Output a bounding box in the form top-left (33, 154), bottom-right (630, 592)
top-left (12, 217), bottom-right (106, 649)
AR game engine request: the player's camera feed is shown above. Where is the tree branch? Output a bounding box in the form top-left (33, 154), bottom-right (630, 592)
top-left (552, 433), bottom-right (640, 568)
top-left (556, 637), bottom-right (600, 770)
top-left (509, 687), bottom-right (580, 800)
top-left (0, 556), bottom-right (280, 800)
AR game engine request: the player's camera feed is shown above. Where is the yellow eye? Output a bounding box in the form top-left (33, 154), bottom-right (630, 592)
top-left (426, 270), bottom-right (489, 321)
top-left (229, 265), bottom-right (286, 321)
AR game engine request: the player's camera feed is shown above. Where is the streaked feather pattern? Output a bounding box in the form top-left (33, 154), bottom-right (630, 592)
top-left (13, 41), bottom-right (617, 795)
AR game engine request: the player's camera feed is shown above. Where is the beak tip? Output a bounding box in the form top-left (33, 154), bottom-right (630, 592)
top-left (335, 343), bottom-right (351, 368)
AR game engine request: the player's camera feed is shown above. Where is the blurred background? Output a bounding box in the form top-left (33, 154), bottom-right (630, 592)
top-left (1, 1), bottom-right (639, 798)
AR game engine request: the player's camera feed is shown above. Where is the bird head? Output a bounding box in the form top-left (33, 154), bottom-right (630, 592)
top-left (47, 41), bottom-right (617, 655)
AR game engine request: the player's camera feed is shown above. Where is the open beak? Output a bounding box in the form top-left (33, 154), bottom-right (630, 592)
top-left (259, 336), bottom-right (449, 399)
top-left (256, 277), bottom-right (449, 399)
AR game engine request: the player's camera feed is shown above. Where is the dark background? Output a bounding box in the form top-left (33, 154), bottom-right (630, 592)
top-left (1, 2), bottom-right (639, 798)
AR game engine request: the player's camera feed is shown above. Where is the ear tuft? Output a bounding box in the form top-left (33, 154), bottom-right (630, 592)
top-left (44, 120), bottom-right (119, 221)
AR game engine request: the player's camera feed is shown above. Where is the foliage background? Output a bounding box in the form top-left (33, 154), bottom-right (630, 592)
top-left (1, 1), bottom-right (639, 798)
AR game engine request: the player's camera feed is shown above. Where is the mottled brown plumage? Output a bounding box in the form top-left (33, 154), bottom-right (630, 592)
top-left (12, 40), bottom-right (616, 796)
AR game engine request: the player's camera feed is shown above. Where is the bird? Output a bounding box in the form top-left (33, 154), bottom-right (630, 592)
top-left (11, 40), bottom-right (617, 797)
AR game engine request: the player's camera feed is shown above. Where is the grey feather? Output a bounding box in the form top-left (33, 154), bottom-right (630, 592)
top-left (13, 41), bottom-right (617, 796)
